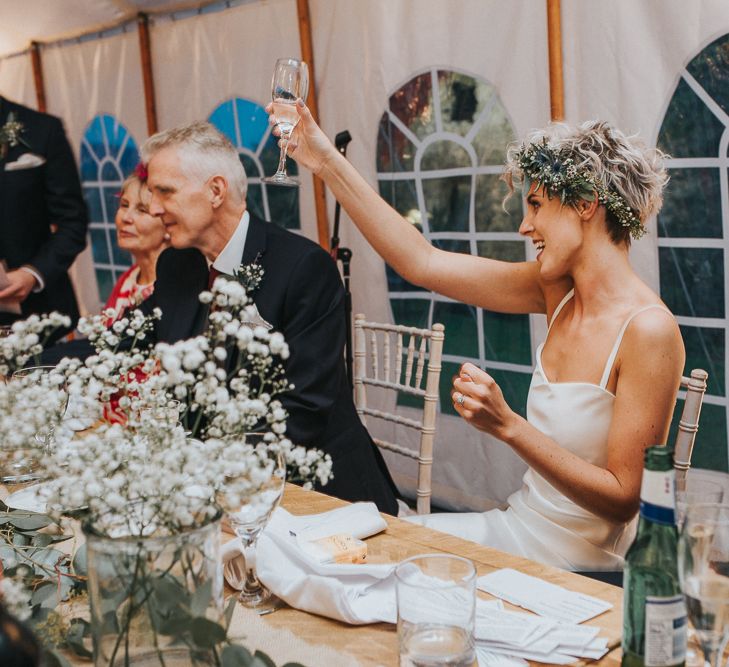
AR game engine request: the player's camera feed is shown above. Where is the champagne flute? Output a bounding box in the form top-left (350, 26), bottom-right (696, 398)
top-left (678, 503), bottom-right (729, 667)
top-left (218, 435), bottom-right (286, 612)
top-left (261, 58), bottom-right (309, 186)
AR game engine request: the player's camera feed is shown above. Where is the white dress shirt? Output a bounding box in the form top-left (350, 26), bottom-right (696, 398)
top-left (211, 210), bottom-right (250, 275)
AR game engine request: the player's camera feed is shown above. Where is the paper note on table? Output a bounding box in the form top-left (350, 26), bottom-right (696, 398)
top-left (477, 568), bottom-right (613, 624)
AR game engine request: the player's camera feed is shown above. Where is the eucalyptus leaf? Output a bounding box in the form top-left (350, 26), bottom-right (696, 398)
top-left (0, 543), bottom-right (20, 567)
top-left (190, 617), bottom-right (226, 649)
top-left (155, 608), bottom-right (192, 637)
top-left (191, 579), bottom-right (213, 617)
top-left (281, 663), bottom-right (307, 667)
top-left (31, 533), bottom-right (53, 548)
top-left (100, 609), bottom-right (120, 635)
top-left (224, 597), bottom-right (236, 631)
top-left (151, 576), bottom-right (190, 611)
top-left (251, 652), bottom-right (277, 667)
top-left (12, 532), bottom-right (30, 546)
top-left (31, 581), bottom-right (57, 609)
top-left (221, 644), bottom-right (254, 667)
top-left (66, 618), bottom-right (93, 658)
top-left (9, 512), bottom-right (53, 531)
top-left (72, 543), bottom-right (87, 576)
top-left (26, 547), bottom-right (66, 577)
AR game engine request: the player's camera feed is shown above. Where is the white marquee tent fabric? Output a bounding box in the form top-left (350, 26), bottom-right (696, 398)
top-left (1, 0), bottom-right (728, 511)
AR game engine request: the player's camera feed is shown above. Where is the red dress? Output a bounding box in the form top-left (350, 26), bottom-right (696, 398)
top-left (102, 264), bottom-right (154, 423)
top-left (103, 265), bottom-right (154, 323)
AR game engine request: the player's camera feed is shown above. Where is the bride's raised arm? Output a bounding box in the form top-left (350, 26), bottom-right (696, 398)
top-left (278, 99), bottom-right (548, 316)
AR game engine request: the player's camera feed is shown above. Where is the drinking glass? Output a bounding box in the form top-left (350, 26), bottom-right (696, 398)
top-left (676, 476), bottom-right (725, 528)
top-left (3, 365), bottom-right (66, 483)
top-left (217, 437), bottom-right (286, 612)
top-left (678, 503), bottom-right (729, 667)
top-left (261, 57), bottom-right (309, 186)
top-left (395, 554), bottom-right (476, 667)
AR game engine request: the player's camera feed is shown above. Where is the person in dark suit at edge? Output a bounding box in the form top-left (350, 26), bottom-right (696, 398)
top-left (138, 120), bottom-right (398, 514)
top-left (0, 96), bottom-right (88, 335)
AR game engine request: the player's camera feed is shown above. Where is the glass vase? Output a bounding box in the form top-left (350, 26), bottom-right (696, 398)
top-left (84, 513), bottom-right (224, 667)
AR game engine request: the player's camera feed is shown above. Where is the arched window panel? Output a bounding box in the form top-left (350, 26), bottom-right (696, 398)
top-left (685, 34), bottom-right (729, 118)
top-left (657, 33), bottom-right (729, 472)
top-left (80, 114), bottom-right (138, 302)
top-left (208, 98), bottom-right (300, 231)
top-left (376, 68), bottom-right (529, 415)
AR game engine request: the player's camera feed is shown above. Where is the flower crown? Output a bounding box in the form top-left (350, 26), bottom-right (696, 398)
top-left (513, 138), bottom-right (645, 241)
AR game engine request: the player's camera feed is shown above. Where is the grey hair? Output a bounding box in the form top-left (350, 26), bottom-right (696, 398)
top-left (140, 121), bottom-right (247, 204)
top-left (503, 120), bottom-right (669, 245)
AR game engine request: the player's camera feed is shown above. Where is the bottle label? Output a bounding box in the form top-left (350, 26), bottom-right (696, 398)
top-left (644, 595), bottom-right (687, 667)
top-left (640, 468), bottom-right (676, 525)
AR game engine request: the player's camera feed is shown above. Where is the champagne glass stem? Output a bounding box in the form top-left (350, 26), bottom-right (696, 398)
top-left (274, 134), bottom-right (291, 177)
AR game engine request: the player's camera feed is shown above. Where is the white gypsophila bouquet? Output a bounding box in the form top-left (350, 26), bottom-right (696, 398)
top-left (43, 272), bottom-right (332, 535)
top-left (0, 370), bottom-right (67, 479)
top-left (0, 313), bottom-right (71, 377)
top-left (46, 420), bottom-right (267, 536)
top-left (0, 575), bottom-right (32, 621)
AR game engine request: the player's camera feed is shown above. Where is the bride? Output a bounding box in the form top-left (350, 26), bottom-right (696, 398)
top-left (277, 101), bottom-right (685, 570)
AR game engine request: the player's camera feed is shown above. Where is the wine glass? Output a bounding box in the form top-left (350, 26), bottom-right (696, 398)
top-left (261, 58), bottom-right (309, 187)
top-left (678, 503), bottom-right (729, 667)
top-left (3, 366), bottom-right (67, 484)
top-left (218, 436), bottom-right (286, 612)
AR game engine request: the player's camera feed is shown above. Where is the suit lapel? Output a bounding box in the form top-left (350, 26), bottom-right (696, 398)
top-left (240, 214), bottom-right (268, 266)
top-left (157, 249), bottom-right (209, 342)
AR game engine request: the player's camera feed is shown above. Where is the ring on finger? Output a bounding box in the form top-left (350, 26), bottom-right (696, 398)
top-left (456, 393), bottom-right (465, 406)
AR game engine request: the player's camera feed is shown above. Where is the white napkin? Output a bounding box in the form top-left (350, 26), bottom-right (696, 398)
top-left (4, 152), bottom-right (46, 171)
top-left (222, 503), bottom-right (396, 624)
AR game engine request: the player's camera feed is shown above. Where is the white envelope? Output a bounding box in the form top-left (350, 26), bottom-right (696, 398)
top-left (4, 152), bottom-right (46, 171)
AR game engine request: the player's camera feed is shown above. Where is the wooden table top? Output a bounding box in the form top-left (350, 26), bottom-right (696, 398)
top-left (259, 483), bottom-right (624, 667)
top-left (0, 481), bottom-right (624, 666)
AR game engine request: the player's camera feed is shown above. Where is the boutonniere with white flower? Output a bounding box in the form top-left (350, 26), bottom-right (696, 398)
top-left (0, 111), bottom-right (28, 159)
top-left (233, 252), bottom-right (264, 294)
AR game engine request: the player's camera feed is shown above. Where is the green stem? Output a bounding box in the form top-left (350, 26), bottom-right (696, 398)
top-left (107, 549), bottom-right (143, 667)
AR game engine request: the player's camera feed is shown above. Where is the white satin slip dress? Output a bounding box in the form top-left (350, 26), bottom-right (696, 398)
top-left (407, 289), bottom-right (671, 570)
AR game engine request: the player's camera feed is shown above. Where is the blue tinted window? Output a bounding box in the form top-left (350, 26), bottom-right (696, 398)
top-left (209, 98), bottom-right (300, 230)
top-left (80, 114), bottom-right (138, 302)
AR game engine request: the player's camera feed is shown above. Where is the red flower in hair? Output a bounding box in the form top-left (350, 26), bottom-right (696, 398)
top-left (134, 162), bottom-right (148, 181)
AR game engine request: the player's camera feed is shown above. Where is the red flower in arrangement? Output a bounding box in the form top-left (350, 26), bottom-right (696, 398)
top-left (134, 161), bottom-right (148, 181)
top-left (102, 364), bottom-right (152, 424)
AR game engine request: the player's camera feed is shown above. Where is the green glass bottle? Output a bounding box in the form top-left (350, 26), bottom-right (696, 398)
top-left (622, 446), bottom-right (686, 667)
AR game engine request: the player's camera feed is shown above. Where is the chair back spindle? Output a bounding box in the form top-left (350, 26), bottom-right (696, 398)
top-left (353, 314), bottom-right (445, 514)
top-left (674, 368), bottom-right (708, 493)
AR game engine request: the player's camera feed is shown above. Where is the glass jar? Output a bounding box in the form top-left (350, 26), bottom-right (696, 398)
top-left (84, 513), bottom-right (223, 667)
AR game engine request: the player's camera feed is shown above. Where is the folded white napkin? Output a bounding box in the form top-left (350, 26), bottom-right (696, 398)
top-left (4, 152), bottom-right (46, 171)
top-left (222, 503), bottom-right (396, 624)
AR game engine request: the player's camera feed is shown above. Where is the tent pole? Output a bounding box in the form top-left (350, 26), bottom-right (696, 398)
top-left (546, 0), bottom-right (565, 121)
top-left (137, 13), bottom-right (158, 136)
top-left (296, 0), bottom-right (330, 250)
top-left (30, 42), bottom-right (47, 113)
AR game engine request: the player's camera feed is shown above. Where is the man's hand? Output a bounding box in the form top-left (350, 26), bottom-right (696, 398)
top-left (0, 269), bottom-right (37, 303)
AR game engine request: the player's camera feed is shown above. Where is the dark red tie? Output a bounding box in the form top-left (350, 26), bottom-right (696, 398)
top-left (207, 267), bottom-right (221, 290)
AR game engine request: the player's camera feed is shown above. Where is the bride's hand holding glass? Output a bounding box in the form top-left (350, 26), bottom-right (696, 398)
top-left (266, 97), bottom-right (339, 177)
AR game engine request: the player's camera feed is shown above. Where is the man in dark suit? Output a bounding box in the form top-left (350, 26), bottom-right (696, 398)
top-left (140, 121), bottom-right (398, 514)
top-left (0, 96), bottom-right (87, 331)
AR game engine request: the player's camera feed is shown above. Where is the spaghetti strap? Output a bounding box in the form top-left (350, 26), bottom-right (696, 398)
top-left (598, 304), bottom-right (673, 389)
top-left (548, 289), bottom-right (575, 332)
